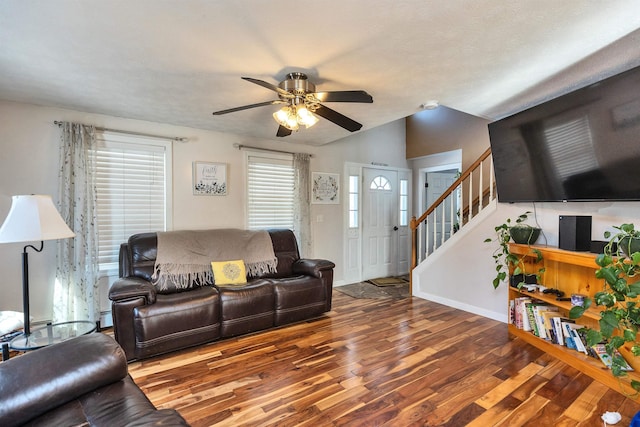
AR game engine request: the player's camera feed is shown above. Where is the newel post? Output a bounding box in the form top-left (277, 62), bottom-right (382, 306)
top-left (409, 215), bottom-right (418, 295)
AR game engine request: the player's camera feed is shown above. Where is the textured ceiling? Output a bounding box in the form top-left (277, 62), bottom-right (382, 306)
top-left (2, 1), bottom-right (640, 145)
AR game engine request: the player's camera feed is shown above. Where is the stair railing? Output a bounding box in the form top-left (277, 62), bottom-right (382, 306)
top-left (409, 147), bottom-right (495, 291)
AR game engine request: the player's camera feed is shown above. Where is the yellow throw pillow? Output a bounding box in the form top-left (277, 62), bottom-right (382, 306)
top-left (211, 260), bottom-right (247, 285)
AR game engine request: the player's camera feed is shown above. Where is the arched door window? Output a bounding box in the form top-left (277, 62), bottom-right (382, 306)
top-left (370, 175), bottom-right (391, 191)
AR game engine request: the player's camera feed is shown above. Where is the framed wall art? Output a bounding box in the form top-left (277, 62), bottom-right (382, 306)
top-left (312, 172), bottom-right (340, 204)
top-left (193, 161), bottom-right (227, 196)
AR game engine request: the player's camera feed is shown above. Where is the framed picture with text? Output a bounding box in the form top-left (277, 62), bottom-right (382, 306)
top-left (193, 161), bottom-right (227, 195)
top-left (312, 172), bottom-right (339, 204)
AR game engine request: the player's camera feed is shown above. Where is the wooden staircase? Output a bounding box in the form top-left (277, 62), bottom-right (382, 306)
top-left (409, 147), bottom-right (496, 292)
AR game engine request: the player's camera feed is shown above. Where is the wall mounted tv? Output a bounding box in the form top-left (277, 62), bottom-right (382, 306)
top-left (488, 64), bottom-right (640, 202)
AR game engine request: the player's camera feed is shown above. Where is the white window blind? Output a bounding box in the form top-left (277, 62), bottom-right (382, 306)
top-left (94, 132), bottom-right (172, 271)
top-left (246, 153), bottom-right (294, 230)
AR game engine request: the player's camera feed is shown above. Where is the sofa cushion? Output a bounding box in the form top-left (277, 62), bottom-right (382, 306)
top-left (218, 279), bottom-right (274, 337)
top-left (133, 286), bottom-right (220, 359)
top-left (127, 232), bottom-right (158, 281)
top-left (258, 229), bottom-right (300, 278)
top-left (273, 275), bottom-right (327, 326)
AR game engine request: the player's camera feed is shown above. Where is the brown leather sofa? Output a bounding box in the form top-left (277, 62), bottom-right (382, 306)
top-left (109, 229), bottom-right (335, 361)
top-left (0, 333), bottom-right (188, 427)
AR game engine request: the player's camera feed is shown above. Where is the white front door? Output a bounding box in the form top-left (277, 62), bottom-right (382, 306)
top-left (362, 168), bottom-right (398, 279)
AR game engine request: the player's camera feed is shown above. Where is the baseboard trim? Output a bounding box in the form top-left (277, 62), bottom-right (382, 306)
top-left (413, 290), bottom-right (507, 324)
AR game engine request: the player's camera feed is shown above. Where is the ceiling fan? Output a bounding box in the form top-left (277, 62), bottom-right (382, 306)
top-left (212, 72), bottom-right (373, 137)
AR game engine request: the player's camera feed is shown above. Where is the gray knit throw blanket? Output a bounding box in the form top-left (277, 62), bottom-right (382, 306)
top-left (152, 229), bottom-right (277, 290)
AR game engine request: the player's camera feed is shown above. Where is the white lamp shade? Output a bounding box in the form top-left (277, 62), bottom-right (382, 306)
top-left (0, 195), bottom-right (75, 244)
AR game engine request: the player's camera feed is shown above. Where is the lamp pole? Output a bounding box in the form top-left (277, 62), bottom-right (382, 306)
top-left (22, 241), bottom-right (43, 336)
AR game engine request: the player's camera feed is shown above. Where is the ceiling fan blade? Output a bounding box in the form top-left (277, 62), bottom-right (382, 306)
top-left (314, 90), bottom-right (373, 103)
top-left (276, 125), bottom-right (292, 137)
top-left (313, 104), bottom-right (363, 132)
top-left (242, 77), bottom-right (293, 98)
top-left (212, 100), bottom-right (286, 115)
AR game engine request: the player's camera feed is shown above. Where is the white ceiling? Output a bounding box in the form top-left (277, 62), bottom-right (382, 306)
top-left (2, 1), bottom-right (640, 145)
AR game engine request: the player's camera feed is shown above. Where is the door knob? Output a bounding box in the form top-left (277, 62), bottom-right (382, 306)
top-left (393, 226), bottom-right (399, 231)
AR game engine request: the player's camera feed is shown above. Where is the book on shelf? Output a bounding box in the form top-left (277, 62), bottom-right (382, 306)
top-left (570, 328), bottom-right (588, 355)
top-left (524, 301), bottom-right (539, 334)
top-left (561, 322), bottom-right (593, 356)
top-left (551, 317), bottom-right (573, 346)
top-left (509, 299), bottom-right (515, 325)
top-left (592, 343), bottom-right (633, 371)
top-left (540, 307), bottom-right (558, 344)
top-left (523, 302), bottom-right (557, 339)
top-left (513, 297), bottom-right (532, 331)
top-left (561, 321), bottom-right (580, 351)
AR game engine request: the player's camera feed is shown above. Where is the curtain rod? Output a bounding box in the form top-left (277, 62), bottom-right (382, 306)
top-left (53, 121), bottom-right (188, 142)
top-left (233, 143), bottom-right (313, 157)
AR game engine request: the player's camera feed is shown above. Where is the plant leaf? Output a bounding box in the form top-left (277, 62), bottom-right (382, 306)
top-left (585, 329), bottom-right (603, 347)
top-left (569, 305), bottom-right (585, 319)
top-left (624, 328), bottom-right (637, 342)
top-left (595, 253), bottom-right (612, 268)
top-left (600, 311), bottom-right (619, 338)
top-left (611, 356), bottom-right (630, 377)
top-left (609, 335), bottom-right (625, 350)
top-left (597, 266), bottom-right (620, 286)
top-left (594, 291), bottom-right (615, 308)
top-left (629, 281), bottom-right (640, 295)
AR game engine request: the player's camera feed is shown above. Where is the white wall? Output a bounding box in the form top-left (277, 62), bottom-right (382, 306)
top-left (0, 100), bottom-right (408, 323)
top-left (413, 199), bottom-right (640, 322)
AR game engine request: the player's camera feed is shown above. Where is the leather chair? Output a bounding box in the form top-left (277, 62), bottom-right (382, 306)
top-left (0, 333), bottom-right (188, 426)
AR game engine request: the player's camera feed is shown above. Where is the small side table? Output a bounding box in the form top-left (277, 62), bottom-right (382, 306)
top-left (9, 321), bottom-right (97, 352)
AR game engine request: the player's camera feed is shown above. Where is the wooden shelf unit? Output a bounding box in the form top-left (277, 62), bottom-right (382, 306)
top-left (507, 243), bottom-right (640, 400)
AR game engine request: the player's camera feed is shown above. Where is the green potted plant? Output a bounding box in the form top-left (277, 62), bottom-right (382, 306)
top-left (485, 211), bottom-right (544, 289)
top-left (570, 223), bottom-right (640, 390)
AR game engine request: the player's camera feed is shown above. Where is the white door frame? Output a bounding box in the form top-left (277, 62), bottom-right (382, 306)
top-left (342, 162), bottom-right (412, 285)
top-left (411, 149), bottom-right (462, 262)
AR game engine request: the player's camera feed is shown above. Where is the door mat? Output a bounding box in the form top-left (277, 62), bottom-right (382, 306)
top-left (335, 281), bottom-right (410, 300)
top-left (367, 276), bottom-right (409, 287)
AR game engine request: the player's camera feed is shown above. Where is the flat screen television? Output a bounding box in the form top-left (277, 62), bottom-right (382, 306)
top-left (488, 64), bottom-right (640, 202)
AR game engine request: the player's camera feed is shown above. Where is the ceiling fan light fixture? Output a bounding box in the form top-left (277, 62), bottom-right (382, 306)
top-left (273, 106), bottom-right (299, 131)
top-left (215, 73), bottom-right (372, 137)
top-left (296, 106), bottom-right (319, 128)
top-left (273, 104), bottom-right (319, 131)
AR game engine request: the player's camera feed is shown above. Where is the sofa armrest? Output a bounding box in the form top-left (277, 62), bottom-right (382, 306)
top-left (0, 334), bottom-right (128, 427)
top-left (109, 276), bottom-right (157, 305)
top-left (292, 259), bottom-right (336, 278)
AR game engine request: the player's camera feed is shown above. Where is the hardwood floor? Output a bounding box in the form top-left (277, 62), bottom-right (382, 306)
top-left (129, 291), bottom-right (640, 426)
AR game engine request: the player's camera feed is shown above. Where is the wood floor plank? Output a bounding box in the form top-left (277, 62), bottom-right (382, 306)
top-left (475, 363), bottom-right (544, 409)
top-left (128, 290), bottom-right (640, 426)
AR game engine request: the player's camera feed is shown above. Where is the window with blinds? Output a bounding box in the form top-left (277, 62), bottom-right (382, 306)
top-left (93, 132), bottom-right (172, 272)
top-left (246, 152), bottom-right (294, 230)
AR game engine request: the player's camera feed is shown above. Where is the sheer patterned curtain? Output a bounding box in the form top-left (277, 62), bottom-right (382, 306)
top-left (54, 122), bottom-right (100, 324)
top-left (293, 153), bottom-right (311, 257)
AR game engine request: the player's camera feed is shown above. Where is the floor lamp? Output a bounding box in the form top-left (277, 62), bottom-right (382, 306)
top-left (0, 195), bottom-right (75, 337)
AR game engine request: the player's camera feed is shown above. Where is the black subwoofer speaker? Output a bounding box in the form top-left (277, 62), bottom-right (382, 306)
top-left (559, 215), bottom-right (592, 251)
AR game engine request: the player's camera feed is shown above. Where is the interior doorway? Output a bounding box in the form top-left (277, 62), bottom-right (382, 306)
top-left (424, 169), bottom-right (459, 253)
